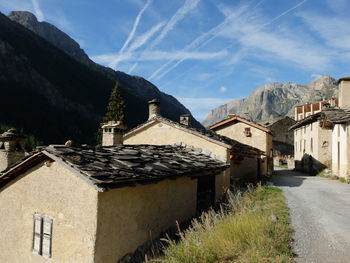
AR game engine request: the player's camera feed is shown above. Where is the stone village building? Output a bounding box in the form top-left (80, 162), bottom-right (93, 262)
top-left (208, 114), bottom-right (273, 177)
top-left (124, 99), bottom-right (265, 185)
top-left (290, 77), bottom-right (350, 177)
top-left (290, 98), bottom-right (338, 174)
top-left (259, 116), bottom-right (296, 157)
top-left (0, 124), bottom-right (230, 263)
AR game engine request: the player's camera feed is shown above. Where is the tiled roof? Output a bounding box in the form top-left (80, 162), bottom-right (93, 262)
top-left (289, 108), bottom-right (350, 130)
top-left (209, 115), bottom-right (272, 134)
top-left (0, 144), bottom-right (230, 191)
top-left (124, 116), bottom-right (264, 157)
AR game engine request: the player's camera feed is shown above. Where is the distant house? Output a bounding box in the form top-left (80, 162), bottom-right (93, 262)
top-left (0, 126), bottom-right (229, 262)
top-left (259, 116), bottom-right (296, 157)
top-left (209, 114), bottom-right (273, 177)
top-left (290, 98), bottom-right (338, 174)
top-left (291, 77), bottom-right (350, 177)
top-left (124, 99), bottom-right (264, 185)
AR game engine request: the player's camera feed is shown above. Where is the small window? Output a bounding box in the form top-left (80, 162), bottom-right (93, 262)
top-left (104, 128), bottom-right (108, 133)
top-left (33, 214), bottom-right (53, 258)
top-left (243, 127), bottom-right (251, 137)
top-left (310, 138), bottom-right (313, 152)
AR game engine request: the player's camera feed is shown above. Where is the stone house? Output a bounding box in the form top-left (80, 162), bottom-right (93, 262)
top-left (0, 127), bottom-right (229, 262)
top-left (291, 77), bottom-right (350, 178)
top-left (209, 114), bottom-right (273, 177)
top-left (124, 99), bottom-right (265, 185)
top-left (290, 98), bottom-right (339, 174)
top-left (259, 116), bottom-right (296, 157)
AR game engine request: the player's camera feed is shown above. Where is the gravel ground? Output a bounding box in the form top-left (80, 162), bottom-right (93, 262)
top-left (272, 169), bottom-right (350, 263)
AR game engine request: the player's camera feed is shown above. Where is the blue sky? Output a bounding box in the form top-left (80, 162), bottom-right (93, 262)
top-left (1, 0), bottom-right (350, 121)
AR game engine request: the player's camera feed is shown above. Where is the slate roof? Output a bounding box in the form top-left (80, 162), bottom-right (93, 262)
top-left (124, 116), bottom-right (264, 157)
top-left (0, 144), bottom-right (230, 191)
top-left (289, 108), bottom-right (350, 130)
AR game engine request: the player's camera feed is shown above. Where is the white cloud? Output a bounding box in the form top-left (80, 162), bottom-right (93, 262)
top-left (326, 0), bottom-right (349, 13)
top-left (196, 72), bottom-right (216, 81)
top-left (128, 21), bottom-right (165, 51)
top-left (219, 86), bottom-right (227, 93)
top-left (147, 4), bottom-right (250, 81)
top-left (299, 13), bottom-right (350, 51)
top-left (31, 0), bottom-right (44, 21)
top-left (215, 4), bottom-right (332, 71)
top-left (109, 0), bottom-right (153, 69)
top-left (264, 77), bottom-right (275, 83)
top-left (149, 0), bottom-right (200, 49)
top-left (311, 74), bottom-right (323, 81)
top-left (92, 50), bottom-right (227, 64)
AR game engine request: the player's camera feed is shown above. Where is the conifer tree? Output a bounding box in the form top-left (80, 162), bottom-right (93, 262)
top-left (103, 81), bottom-right (125, 123)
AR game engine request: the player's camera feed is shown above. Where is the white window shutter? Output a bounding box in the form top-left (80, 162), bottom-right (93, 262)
top-left (42, 217), bottom-right (53, 258)
top-left (33, 214), bottom-right (42, 254)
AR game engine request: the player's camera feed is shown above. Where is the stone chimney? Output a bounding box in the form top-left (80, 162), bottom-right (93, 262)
top-left (101, 121), bottom-right (127, 146)
top-left (180, 114), bottom-right (191, 126)
top-left (0, 129), bottom-right (26, 172)
top-left (148, 99), bottom-right (161, 119)
top-left (338, 76), bottom-right (350, 109)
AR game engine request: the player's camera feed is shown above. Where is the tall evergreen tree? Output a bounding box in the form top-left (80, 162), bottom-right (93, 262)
top-left (103, 81), bottom-right (125, 123)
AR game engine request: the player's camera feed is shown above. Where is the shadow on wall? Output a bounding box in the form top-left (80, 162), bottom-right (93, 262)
top-left (295, 154), bottom-right (327, 176)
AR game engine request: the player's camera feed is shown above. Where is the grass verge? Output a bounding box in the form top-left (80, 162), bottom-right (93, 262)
top-left (149, 186), bottom-right (293, 263)
top-left (317, 171), bottom-right (348, 183)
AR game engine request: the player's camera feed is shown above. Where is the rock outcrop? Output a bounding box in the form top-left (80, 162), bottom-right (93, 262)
top-left (202, 76), bottom-right (338, 127)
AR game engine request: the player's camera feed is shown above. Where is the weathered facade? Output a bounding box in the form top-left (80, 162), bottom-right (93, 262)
top-left (291, 99), bottom-right (339, 174)
top-left (0, 144), bottom-right (229, 263)
top-left (124, 101), bottom-right (264, 185)
top-left (329, 77), bottom-right (350, 178)
top-left (209, 115), bottom-right (273, 177)
top-left (259, 117), bottom-right (296, 157)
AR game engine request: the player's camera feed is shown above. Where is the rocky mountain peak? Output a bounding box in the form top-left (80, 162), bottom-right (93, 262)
top-left (8, 11), bottom-right (91, 64)
top-left (306, 75), bottom-right (337, 90)
top-left (8, 11), bottom-right (38, 24)
top-left (202, 76), bottom-right (339, 127)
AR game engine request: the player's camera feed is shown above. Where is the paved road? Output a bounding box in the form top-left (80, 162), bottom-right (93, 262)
top-left (272, 169), bottom-right (350, 263)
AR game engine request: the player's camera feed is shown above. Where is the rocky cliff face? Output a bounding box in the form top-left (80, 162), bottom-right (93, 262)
top-left (202, 76), bottom-right (338, 127)
top-left (8, 11), bottom-right (201, 128)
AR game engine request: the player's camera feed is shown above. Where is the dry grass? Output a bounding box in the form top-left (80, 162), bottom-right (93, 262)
top-left (149, 186), bottom-right (294, 263)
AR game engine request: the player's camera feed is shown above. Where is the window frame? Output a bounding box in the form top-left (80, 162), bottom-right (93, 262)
top-left (32, 214), bottom-right (53, 259)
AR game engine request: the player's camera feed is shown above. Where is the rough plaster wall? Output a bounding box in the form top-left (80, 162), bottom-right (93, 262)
top-left (124, 121), bottom-right (229, 160)
top-left (339, 81), bottom-right (350, 108)
top-left (213, 122), bottom-right (269, 153)
top-left (332, 124), bottom-right (348, 177)
top-left (0, 161), bottom-right (98, 263)
top-left (215, 169), bottom-right (230, 200)
top-left (231, 157), bottom-right (258, 184)
top-left (317, 127), bottom-right (332, 164)
top-left (94, 177), bottom-right (197, 263)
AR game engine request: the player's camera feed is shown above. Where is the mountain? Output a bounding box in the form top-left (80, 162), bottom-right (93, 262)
top-left (202, 76), bottom-right (338, 127)
top-left (0, 11), bottom-right (200, 145)
top-left (7, 11), bottom-right (201, 130)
